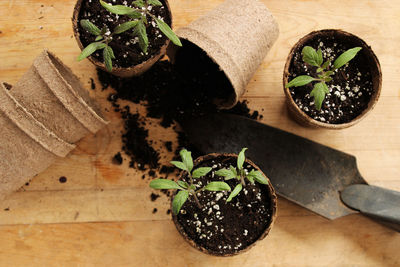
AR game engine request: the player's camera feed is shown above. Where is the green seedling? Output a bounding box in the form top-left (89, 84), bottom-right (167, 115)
top-left (149, 149), bottom-right (231, 215)
top-left (285, 46), bottom-right (362, 110)
top-left (77, 0), bottom-right (182, 71)
top-left (215, 148), bottom-right (268, 202)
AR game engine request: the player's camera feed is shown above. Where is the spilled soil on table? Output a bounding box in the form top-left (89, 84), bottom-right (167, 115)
top-left (96, 42), bottom-right (263, 209)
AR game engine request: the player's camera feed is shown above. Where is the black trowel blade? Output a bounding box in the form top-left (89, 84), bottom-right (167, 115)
top-left (181, 113), bottom-right (366, 220)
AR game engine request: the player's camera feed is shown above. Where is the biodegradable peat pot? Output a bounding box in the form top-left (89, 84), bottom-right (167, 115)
top-left (168, 0), bottom-right (279, 109)
top-left (283, 29), bottom-right (382, 129)
top-left (172, 153), bottom-right (277, 256)
top-left (72, 0), bottom-right (172, 77)
top-left (0, 82), bottom-right (75, 200)
top-left (10, 50), bottom-right (108, 143)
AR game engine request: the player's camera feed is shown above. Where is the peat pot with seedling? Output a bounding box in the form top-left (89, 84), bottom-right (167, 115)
top-left (283, 29), bottom-right (382, 129)
top-left (150, 148), bottom-right (277, 256)
top-left (73, 0), bottom-right (181, 77)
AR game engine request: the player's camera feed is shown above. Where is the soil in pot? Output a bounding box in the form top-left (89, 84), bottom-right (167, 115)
top-left (174, 155), bottom-right (275, 256)
top-left (288, 33), bottom-right (374, 124)
top-left (77, 0), bottom-right (171, 69)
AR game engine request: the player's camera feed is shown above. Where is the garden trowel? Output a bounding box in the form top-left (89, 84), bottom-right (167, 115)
top-left (181, 113), bottom-right (400, 232)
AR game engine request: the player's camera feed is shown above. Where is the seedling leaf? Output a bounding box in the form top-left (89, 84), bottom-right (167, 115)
top-left (179, 149), bottom-right (193, 172)
top-left (247, 174), bottom-right (255, 184)
top-left (226, 183), bottom-right (242, 202)
top-left (114, 21), bottom-right (139, 34)
top-left (237, 148), bottom-right (247, 169)
top-left (134, 21), bottom-right (148, 53)
top-left (155, 18), bottom-right (182, 46)
top-left (204, 182), bottom-right (231, 192)
top-left (285, 75), bottom-right (315, 88)
top-left (172, 190), bottom-right (189, 215)
top-left (302, 46), bottom-right (322, 67)
top-left (188, 185), bottom-right (196, 191)
top-left (150, 179), bottom-right (181, 190)
top-left (322, 82), bottom-right (329, 93)
top-left (80, 19), bottom-right (101, 35)
top-left (127, 12), bottom-right (142, 20)
top-left (100, 0), bottom-right (141, 17)
top-left (132, 0), bottom-right (145, 8)
top-left (229, 165), bottom-right (237, 177)
top-left (77, 42), bottom-right (106, 61)
top-left (310, 82), bottom-right (328, 110)
top-left (192, 167), bottom-right (212, 178)
top-left (215, 169), bottom-right (236, 180)
top-left (333, 47), bottom-right (362, 69)
top-left (177, 181), bottom-right (189, 189)
top-left (317, 48), bottom-right (323, 66)
top-left (247, 170), bottom-right (268, 185)
top-left (103, 45), bottom-right (114, 71)
top-left (325, 70), bottom-right (334, 76)
top-left (148, 0), bottom-right (162, 6)
top-left (170, 161), bottom-right (187, 171)
top-left (322, 60), bottom-right (331, 69)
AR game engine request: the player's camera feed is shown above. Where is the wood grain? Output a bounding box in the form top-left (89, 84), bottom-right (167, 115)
top-left (0, 0), bottom-right (399, 266)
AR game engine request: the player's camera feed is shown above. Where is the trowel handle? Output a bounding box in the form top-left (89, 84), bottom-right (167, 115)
top-left (341, 184), bottom-right (400, 232)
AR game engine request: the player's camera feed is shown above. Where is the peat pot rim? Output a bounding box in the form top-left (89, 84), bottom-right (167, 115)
top-left (171, 152), bottom-right (277, 257)
top-left (282, 29), bottom-right (382, 129)
top-left (72, 0), bottom-right (172, 78)
top-left (0, 82), bottom-right (75, 158)
top-left (37, 50), bottom-right (109, 133)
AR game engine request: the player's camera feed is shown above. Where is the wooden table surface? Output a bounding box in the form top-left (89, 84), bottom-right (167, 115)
top-left (0, 0), bottom-right (400, 266)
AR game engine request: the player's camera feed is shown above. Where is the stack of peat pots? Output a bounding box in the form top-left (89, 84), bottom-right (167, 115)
top-left (0, 50), bottom-right (108, 200)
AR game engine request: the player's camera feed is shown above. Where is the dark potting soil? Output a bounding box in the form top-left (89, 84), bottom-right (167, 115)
top-left (90, 78), bottom-right (96, 90)
top-left (97, 40), bottom-right (263, 206)
top-left (164, 141), bottom-right (172, 152)
top-left (99, 43), bottom-right (262, 173)
top-left (288, 34), bottom-right (374, 124)
top-left (120, 107), bottom-right (160, 170)
top-left (175, 156), bottom-right (273, 255)
top-left (112, 152), bottom-right (123, 165)
top-left (3, 82), bottom-right (12, 90)
top-left (150, 193), bottom-right (160, 201)
top-left (77, 0), bottom-right (171, 68)
top-left (101, 41), bottom-right (241, 127)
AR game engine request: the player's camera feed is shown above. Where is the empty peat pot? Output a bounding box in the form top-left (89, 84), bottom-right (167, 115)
top-left (168, 0), bottom-right (279, 109)
top-left (283, 29), bottom-right (382, 129)
top-left (10, 50), bottom-right (108, 143)
top-left (0, 82), bottom-right (75, 200)
top-left (172, 153), bottom-right (277, 256)
top-left (72, 0), bottom-right (172, 77)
